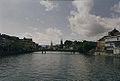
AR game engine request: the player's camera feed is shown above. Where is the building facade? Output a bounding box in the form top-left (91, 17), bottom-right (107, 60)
top-left (96, 28), bottom-right (120, 55)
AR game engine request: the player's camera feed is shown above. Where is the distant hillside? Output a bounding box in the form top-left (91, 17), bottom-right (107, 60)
top-left (0, 33), bottom-right (39, 56)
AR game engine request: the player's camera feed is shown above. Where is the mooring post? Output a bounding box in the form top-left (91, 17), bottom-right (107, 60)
top-left (45, 50), bottom-right (46, 54)
top-left (42, 50), bottom-right (43, 54)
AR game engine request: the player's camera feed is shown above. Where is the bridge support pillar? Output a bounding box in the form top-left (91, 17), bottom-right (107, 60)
top-left (42, 50), bottom-right (46, 54)
top-left (71, 51), bottom-right (75, 54)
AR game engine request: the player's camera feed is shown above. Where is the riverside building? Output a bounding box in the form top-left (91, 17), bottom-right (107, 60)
top-left (95, 28), bottom-right (120, 55)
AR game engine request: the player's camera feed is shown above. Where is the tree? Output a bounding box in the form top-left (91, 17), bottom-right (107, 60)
top-left (64, 40), bottom-right (73, 48)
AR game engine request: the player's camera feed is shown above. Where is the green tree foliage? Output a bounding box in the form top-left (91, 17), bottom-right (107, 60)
top-left (64, 40), bottom-right (73, 49)
top-left (81, 40), bottom-right (96, 54)
top-left (64, 40), bottom-right (97, 54)
top-left (0, 34), bottom-right (38, 56)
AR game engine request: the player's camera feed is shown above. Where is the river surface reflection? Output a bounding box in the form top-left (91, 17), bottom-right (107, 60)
top-left (0, 52), bottom-right (120, 81)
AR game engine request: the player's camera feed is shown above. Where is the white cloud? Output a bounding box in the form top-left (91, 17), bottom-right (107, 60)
top-left (68, 0), bottom-right (120, 37)
top-left (21, 32), bottom-right (32, 38)
top-left (40, 0), bottom-right (58, 11)
top-left (71, 32), bottom-right (77, 37)
top-left (111, 1), bottom-right (120, 13)
top-left (27, 26), bottom-right (38, 31)
top-left (0, 26), bottom-right (2, 32)
top-left (21, 28), bottom-right (63, 45)
top-left (36, 28), bottom-right (63, 44)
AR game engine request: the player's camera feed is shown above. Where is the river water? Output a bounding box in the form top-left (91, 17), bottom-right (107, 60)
top-left (0, 52), bottom-right (120, 81)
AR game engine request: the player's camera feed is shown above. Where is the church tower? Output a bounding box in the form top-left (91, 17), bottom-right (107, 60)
top-left (60, 39), bottom-right (63, 49)
top-left (60, 39), bottom-right (63, 45)
top-left (50, 41), bottom-right (53, 47)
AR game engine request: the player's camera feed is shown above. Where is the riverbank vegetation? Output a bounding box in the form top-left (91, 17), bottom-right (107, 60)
top-left (0, 33), bottom-right (39, 56)
top-left (0, 33), bottom-right (97, 56)
top-left (64, 40), bottom-right (97, 55)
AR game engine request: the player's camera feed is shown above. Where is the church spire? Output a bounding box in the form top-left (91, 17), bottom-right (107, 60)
top-left (60, 39), bottom-right (63, 45)
top-left (50, 41), bottom-right (53, 46)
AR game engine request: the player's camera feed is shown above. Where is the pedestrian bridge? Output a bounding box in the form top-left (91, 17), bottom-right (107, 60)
top-left (39, 49), bottom-right (80, 54)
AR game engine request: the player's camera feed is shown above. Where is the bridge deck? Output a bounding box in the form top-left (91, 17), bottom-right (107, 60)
top-left (39, 50), bottom-right (79, 54)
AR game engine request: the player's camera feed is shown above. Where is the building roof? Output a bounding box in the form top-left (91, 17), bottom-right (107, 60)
top-left (98, 28), bottom-right (120, 41)
top-left (108, 28), bottom-right (120, 36)
top-left (98, 36), bottom-right (108, 41)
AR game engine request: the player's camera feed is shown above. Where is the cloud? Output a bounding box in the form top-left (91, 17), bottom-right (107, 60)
top-left (36, 28), bottom-right (63, 44)
top-left (0, 26), bottom-right (2, 32)
top-left (28, 26), bottom-right (38, 31)
top-left (21, 32), bottom-right (32, 38)
top-left (68, 0), bottom-right (120, 37)
top-left (21, 28), bottom-right (63, 45)
top-left (40, 0), bottom-right (58, 11)
top-left (111, 1), bottom-right (120, 13)
top-left (71, 32), bottom-right (77, 37)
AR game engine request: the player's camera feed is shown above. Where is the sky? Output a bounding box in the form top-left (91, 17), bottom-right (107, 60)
top-left (0, 0), bottom-right (120, 45)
